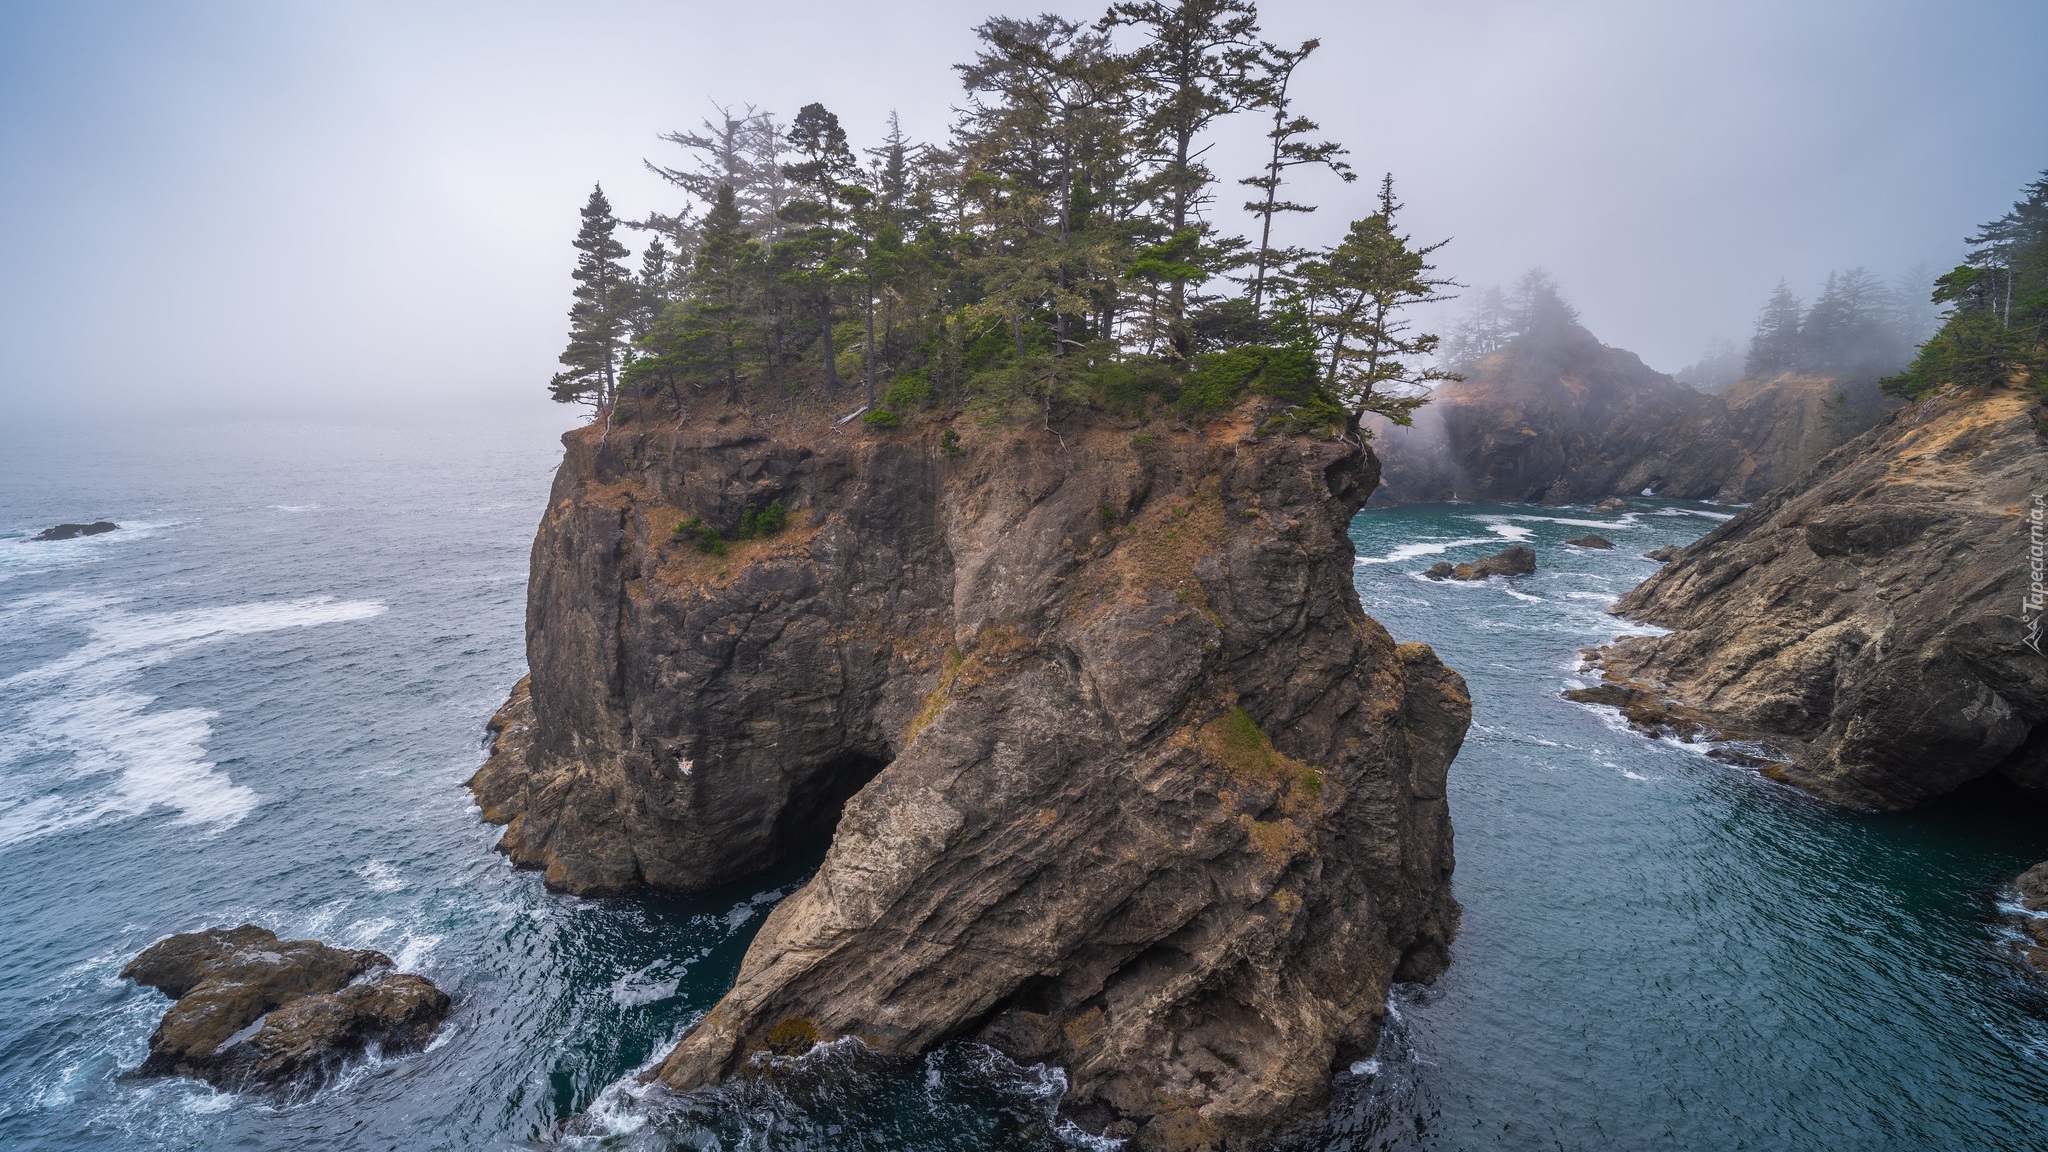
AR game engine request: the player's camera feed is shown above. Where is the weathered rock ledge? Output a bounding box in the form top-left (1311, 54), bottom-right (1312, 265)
top-left (1576, 386), bottom-right (2048, 809)
top-left (471, 399), bottom-right (1468, 1147)
top-left (123, 925), bottom-right (449, 1090)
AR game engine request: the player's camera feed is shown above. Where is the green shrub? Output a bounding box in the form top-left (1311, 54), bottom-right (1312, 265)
top-left (939, 428), bottom-right (965, 457)
top-left (862, 408), bottom-right (903, 427)
top-left (674, 516), bottom-right (725, 555)
top-left (884, 371), bottom-right (934, 411)
top-left (739, 500), bottom-right (788, 539)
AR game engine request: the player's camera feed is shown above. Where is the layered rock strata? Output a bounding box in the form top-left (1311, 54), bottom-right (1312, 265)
top-left (123, 925), bottom-right (449, 1088)
top-left (1578, 386), bottom-right (2048, 808)
top-left (472, 400), bottom-right (1468, 1147)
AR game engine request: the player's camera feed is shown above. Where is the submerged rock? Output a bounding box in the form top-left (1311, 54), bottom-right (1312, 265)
top-left (1583, 386), bottom-right (2048, 809)
top-left (1591, 497), bottom-right (1632, 513)
top-left (123, 925), bottom-right (449, 1089)
top-left (472, 397), bottom-right (1468, 1147)
top-left (1565, 534), bottom-right (1614, 549)
top-left (34, 521), bottom-right (117, 541)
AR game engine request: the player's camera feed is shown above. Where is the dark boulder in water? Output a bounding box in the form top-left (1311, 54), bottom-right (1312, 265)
top-left (1429, 545), bottom-right (1536, 581)
top-left (1591, 497), bottom-right (1632, 513)
top-left (1565, 535), bottom-right (1615, 549)
top-left (33, 521), bottom-right (117, 541)
top-left (1422, 561), bottom-right (1455, 580)
top-left (123, 924), bottom-right (449, 1089)
top-left (1642, 544), bottom-right (1683, 562)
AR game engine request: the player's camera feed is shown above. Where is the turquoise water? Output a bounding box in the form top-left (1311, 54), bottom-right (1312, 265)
top-left (1, 419), bottom-right (2043, 1149)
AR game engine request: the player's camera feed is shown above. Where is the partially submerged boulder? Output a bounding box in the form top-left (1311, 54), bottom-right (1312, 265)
top-left (1642, 545), bottom-right (1682, 563)
top-left (1423, 545), bottom-right (1537, 581)
top-left (34, 521), bottom-right (117, 541)
top-left (123, 925), bottom-right (449, 1089)
top-left (1591, 497), bottom-right (1632, 513)
top-left (1565, 534), bottom-right (1614, 549)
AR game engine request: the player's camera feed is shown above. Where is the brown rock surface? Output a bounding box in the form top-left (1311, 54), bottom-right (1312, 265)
top-left (123, 925), bottom-right (449, 1089)
top-left (471, 399), bottom-right (1468, 1146)
top-left (1580, 386), bottom-right (2048, 809)
top-left (1565, 535), bottom-right (1614, 549)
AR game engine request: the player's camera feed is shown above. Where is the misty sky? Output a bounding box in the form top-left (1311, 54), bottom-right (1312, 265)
top-left (1, 0), bottom-right (2043, 421)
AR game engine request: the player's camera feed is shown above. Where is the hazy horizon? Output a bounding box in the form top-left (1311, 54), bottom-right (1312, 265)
top-left (2, 0), bottom-right (2043, 422)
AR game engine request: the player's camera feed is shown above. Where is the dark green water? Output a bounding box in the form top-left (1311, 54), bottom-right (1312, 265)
top-left (1, 418), bottom-right (2043, 1149)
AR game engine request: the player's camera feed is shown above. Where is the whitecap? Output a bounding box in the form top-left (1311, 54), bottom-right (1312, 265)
top-left (358, 860), bottom-right (406, 893)
top-left (1356, 537), bottom-right (1499, 565)
top-left (268, 504), bottom-right (319, 513)
top-left (1466, 516), bottom-right (1535, 542)
top-left (0, 595), bottom-right (383, 846)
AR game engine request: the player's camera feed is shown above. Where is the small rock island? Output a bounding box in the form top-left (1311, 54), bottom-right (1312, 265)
top-left (34, 521), bottom-right (118, 541)
top-left (124, 925), bottom-right (449, 1090)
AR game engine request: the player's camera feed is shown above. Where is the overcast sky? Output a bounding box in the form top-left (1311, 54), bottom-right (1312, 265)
top-left (1, 0), bottom-right (2043, 421)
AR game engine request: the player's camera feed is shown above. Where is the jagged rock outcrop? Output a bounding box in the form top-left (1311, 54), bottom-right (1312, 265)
top-left (1577, 386), bottom-right (2048, 809)
top-left (1422, 545), bottom-right (1536, 582)
top-left (1364, 312), bottom-right (1880, 506)
top-left (123, 925), bottom-right (449, 1089)
top-left (471, 399), bottom-right (1468, 1147)
top-left (34, 520), bottom-right (117, 541)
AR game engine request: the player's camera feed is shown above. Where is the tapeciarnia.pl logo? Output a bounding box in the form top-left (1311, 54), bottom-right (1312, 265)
top-left (2028, 494), bottom-right (2045, 655)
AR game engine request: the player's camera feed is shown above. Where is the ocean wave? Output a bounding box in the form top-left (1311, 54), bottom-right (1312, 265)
top-left (1356, 537), bottom-right (1500, 565)
top-left (0, 595), bottom-right (385, 847)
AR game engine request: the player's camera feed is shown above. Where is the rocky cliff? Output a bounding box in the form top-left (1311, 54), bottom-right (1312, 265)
top-left (1578, 386), bottom-right (2048, 808)
top-left (471, 399), bottom-right (1468, 1147)
top-left (1366, 314), bottom-right (1874, 506)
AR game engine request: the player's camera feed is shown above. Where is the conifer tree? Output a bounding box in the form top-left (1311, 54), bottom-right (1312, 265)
top-left (1296, 175), bottom-right (1459, 430)
top-left (550, 185), bottom-right (633, 407)
top-left (1745, 279), bottom-right (1803, 379)
top-left (1102, 0), bottom-right (1263, 357)
top-left (1240, 38), bottom-right (1352, 316)
top-left (783, 103), bottom-right (860, 391)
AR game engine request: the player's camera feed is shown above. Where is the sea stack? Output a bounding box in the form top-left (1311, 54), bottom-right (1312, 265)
top-left (472, 396), bottom-right (1468, 1147)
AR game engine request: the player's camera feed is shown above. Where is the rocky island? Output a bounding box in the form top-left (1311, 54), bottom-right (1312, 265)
top-left (473, 397), bottom-right (1468, 1147)
top-left (123, 925), bottom-right (449, 1091)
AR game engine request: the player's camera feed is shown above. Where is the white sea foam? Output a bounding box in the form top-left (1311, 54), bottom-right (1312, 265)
top-left (1356, 537), bottom-right (1499, 565)
top-left (0, 594), bottom-right (384, 846)
top-left (1466, 516), bottom-right (1535, 542)
top-left (358, 860), bottom-right (406, 893)
top-left (268, 504), bottom-right (319, 513)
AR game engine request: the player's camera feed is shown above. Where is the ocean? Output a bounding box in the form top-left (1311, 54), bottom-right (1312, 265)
top-left (2, 414), bottom-right (2044, 1149)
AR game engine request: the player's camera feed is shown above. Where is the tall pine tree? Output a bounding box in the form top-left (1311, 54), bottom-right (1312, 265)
top-left (550, 185), bottom-right (633, 407)
top-left (1744, 279), bottom-right (1803, 379)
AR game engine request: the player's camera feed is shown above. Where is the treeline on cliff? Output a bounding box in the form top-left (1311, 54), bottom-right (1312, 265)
top-left (549, 0), bottom-right (1456, 438)
top-left (1883, 169), bottom-right (2048, 399)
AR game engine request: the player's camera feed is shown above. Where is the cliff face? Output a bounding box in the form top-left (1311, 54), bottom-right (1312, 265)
top-left (1583, 387), bottom-right (2048, 809)
top-left (1367, 317), bottom-right (1867, 506)
top-left (471, 401), bottom-right (1468, 1147)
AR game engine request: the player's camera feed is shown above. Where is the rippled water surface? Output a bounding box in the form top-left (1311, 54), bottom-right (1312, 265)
top-left (2, 418), bottom-right (2044, 1150)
